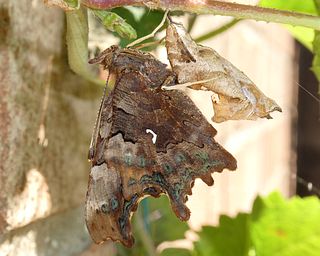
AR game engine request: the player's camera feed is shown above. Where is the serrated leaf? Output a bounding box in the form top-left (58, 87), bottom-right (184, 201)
top-left (193, 214), bottom-right (251, 256)
top-left (192, 193), bottom-right (320, 256)
top-left (251, 192), bottom-right (320, 256)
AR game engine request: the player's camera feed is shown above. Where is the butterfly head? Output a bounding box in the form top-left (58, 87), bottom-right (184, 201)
top-left (88, 45), bottom-right (120, 69)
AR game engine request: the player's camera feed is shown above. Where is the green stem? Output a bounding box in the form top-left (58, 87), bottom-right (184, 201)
top-left (82, 0), bottom-right (320, 31)
top-left (195, 19), bottom-right (240, 43)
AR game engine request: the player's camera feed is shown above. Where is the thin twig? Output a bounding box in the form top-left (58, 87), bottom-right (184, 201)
top-left (134, 38), bottom-right (165, 50)
top-left (127, 10), bottom-right (169, 47)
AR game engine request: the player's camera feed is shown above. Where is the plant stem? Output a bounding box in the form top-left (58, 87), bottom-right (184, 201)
top-left (187, 13), bottom-right (197, 33)
top-left (195, 19), bottom-right (240, 43)
top-left (82, 0), bottom-right (320, 31)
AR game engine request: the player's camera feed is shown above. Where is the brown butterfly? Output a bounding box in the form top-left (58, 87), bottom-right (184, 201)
top-left (85, 45), bottom-right (237, 247)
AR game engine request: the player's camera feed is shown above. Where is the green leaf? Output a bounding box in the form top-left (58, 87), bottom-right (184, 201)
top-left (66, 8), bottom-right (103, 85)
top-left (193, 213), bottom-right (251, 256)
top-left (147, 196), bottom-right (189, 245)
top-left (92, 7), bottom-right (165, 48)
top-left (110, 7), bottom-right (139, 47)
top-left (111, 7), bottom-right (139, 29)
top-left (259, 0), bottom-right (320, 92)
top-left (93, 9), bottom-right (137, 39)
top-left (192, 192), bottom-right (320, 256)
top-left (63, 0), bottom-right (78, 8)
top-left (312, 31), bottom-right (320, 93)
top-left (117, 8), bottom-right (165, 48)
top-left (161, 248), bottom-right (192, 256)
top-left (314, 0), bottom-right (320, 13)
top-left (259, 0), bottom-right (317, 51)
top-left (259, 0), bottom-right (317, 14)
top-left (136, 9), bottom-right (165, 37)
top-left (313, 0), bottom-right (320, 93)
top-left (251, 192), bottom-right (320, 256)
top-left (285, 25), bottom-right (314, 51)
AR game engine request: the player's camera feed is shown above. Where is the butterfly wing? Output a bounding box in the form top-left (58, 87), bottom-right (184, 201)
top-left (85, 49), bottom-right (236, 247)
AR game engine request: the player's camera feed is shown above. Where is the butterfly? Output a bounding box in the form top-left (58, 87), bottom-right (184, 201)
top-left (85, 45), bottom-right (237, 247)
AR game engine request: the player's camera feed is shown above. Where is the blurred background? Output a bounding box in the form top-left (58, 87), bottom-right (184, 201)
top-left (0, 0), bottom-right (319, 255)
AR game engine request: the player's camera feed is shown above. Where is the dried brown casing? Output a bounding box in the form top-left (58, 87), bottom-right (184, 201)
top-left (85, 46), bottom-right (237, 247)
top-left (165, 21), bottom-right (282, 123)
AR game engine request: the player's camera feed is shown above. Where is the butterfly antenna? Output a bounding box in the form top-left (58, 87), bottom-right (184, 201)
top-left (127, 10), bottom-right (169, 48)
top-left (88, 73), bottom-right (110, 161)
